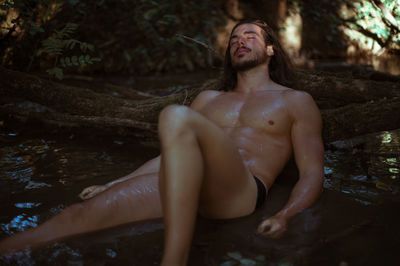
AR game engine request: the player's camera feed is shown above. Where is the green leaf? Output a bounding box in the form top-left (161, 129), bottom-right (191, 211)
top-left (78, 55), bottom-right (86, 67)
top-left (239, 258), bottom-right (256, 265)
top-left (278, 262), bottom-right (294, 266)
top-left (80, 42), bottom-right (87, 52)
top-left (69, 40), bottom-right (77, 49)
top-left (219, 261), bottom-right (237, 266)
top-left (60, 58), bottom-right (66, 68)
top-left (87, 44), bottom-right (94, 52)
top-left (46, 67), bottom-right (64, 80)
top-left (71, 56), bottom-right (79, 66)
top-left (227, 252), bottom-right (242, 260)
top-left (55, 69), bottom-right (64, 80)
top-left (65, 57), bottom-right (72, 66)
top-left (144, 8), bottom-right (159, 20)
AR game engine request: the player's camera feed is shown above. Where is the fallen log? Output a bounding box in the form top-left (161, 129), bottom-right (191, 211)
top-left (1, 66), bottom-right (399, 143)
top-left (322, 97), bottom-right (400, 142)
top-left (294, 70), bottom-right (400, 109)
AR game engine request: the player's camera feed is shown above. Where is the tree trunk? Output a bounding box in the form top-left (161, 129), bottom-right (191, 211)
top-left (1, 66), bottom-right (399, 144)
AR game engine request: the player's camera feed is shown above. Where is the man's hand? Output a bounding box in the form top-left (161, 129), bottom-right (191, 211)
top-left (257, 215), bottom-right (288, 238)
top-left (79, 185), bottom-right (108, 200)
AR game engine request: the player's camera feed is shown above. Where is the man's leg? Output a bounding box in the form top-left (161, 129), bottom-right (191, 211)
top-left (80, 156), bottom-right (161, 200)
top-left (0, 173), bottom-right (162, 254)
top-left (158, 105), bottom-right (258, 266)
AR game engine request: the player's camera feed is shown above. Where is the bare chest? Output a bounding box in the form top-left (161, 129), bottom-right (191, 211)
top-left (200, 92), bottom-right (292, 135)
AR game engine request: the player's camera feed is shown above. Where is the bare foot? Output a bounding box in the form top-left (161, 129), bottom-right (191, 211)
top-left (79, 185), bottom-right (108, 200)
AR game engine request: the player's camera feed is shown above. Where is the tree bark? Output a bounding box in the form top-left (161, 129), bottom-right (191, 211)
top-left (1, 66), bottom-right (399, 143)
top-left (294, 70), bottom-right (400, 109)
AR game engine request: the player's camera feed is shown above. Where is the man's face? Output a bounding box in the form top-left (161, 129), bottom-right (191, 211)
top-left (229, 23), bottom-right (270, 71)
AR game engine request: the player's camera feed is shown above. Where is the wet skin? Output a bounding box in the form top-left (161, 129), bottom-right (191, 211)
top-left (199, 89), bottom-right (294, 189)
top-left (0, 23), bottom-right (324, 266)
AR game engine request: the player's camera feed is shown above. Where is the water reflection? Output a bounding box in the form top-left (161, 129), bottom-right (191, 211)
top-left (0, 134), bottom-right (154, 241)
top-left (0, 214), bottom-right (38, 235)
top-left (381, 131), bottom-right (392, 144)
top-left (325, 129), bottom-right (400, 204)
top-left (14, 203), bottom-right (41, 209)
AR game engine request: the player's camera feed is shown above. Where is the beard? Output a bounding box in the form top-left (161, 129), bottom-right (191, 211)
top-left (232, 49), bottom-right (268, 72)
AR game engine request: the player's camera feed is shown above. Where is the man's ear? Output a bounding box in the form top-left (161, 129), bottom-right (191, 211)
top-left (266, 45), bottom-right (274, 56)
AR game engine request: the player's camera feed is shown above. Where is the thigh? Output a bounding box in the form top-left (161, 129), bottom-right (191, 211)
top-left (184, 109), bottom-right (258, 218)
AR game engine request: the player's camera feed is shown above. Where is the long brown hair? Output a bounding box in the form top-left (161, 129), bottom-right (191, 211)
top-left (222, 18), bottom-right (294, 91)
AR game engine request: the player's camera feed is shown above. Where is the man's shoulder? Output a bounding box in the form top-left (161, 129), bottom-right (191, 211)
top-left (283, 89), bottom-right (316, 106)
top-left (190, 90), bottom-right (223, 110)
top-left (197, 89), bottom-right (224, 98)
top-left (282, 89), bottom-right (320, 120)
top-left (195, 90), bottom-right (224, 103)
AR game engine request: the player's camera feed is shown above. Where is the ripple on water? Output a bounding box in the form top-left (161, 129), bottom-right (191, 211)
top-left (0, 213), bottom-right (39, 235)
top-left (325, 129), bottom-right (400, 203)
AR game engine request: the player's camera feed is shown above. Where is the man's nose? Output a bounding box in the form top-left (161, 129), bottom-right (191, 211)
top-left (238, 36), bottom-right (246, 46)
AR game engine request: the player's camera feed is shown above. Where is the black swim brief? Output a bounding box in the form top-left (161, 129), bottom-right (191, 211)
top-left (254, 176), bottom-right (266, 210)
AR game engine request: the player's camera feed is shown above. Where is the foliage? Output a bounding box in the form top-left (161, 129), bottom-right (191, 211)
top-left (104, 0), bottom-right (225, 74)
top-left (220, 251), bottom-right (265, 266)
top-left (39, 22), bottom-right (100, 79)
top-left (340, 0), bottom-right (400, 52)
top-left (3, 0), bottom-right (397, 75)
top-left (0, 0), bottom-right (70, 72)
top-left (0, 0), bottom-right (225, 75)
top-left (290, 0), bottom-right (400, 55)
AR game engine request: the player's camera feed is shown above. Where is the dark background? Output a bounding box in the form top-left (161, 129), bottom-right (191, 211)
top-left (1, 0), bottom-right (399, 78)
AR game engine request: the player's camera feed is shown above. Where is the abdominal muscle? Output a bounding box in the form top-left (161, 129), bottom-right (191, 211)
top-left (224, 126), bottom-right (292, 188)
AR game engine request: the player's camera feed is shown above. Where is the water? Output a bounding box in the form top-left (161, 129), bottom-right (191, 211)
top-left (0, 128), bottom-right (399, 265)
top-left (324, 129), bottom-right (400, 204)
top-left (0, 133), bottom-right (158, 237)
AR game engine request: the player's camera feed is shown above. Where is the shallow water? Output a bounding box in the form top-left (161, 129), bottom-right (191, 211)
top-left (0, 128), bottom-right (399, 265)
top-left (324, 129), bottom-right (400, 204)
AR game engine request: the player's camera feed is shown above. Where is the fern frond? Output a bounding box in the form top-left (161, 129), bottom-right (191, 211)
top-left (78, 55), bottom-right (87, 67)
top-left (64, 39), bottom-right (81, 50)
top-left (64, 57), bottom-right (73, 67)
top-left (53, 23), bottom-right (78, 39)
top-left (41, 39), bottom-right (64, 55)
top-left (71, 56), bottom-right (79, 66)
top-left (46, 67), bottom-right (64, 80)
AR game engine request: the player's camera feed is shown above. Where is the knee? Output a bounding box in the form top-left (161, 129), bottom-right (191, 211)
top-left (158, 105), bottom-right (193, 142)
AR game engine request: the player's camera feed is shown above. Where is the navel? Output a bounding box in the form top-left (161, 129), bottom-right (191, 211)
top-left (268, 120), bottom-right (275, 125)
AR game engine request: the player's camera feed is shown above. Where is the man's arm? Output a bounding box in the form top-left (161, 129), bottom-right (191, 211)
top-left (258, 91), bottom-right (324, 238)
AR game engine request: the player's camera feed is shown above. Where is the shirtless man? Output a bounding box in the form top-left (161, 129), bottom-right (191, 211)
top-left (0, 19), bottom-right (324, 266)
